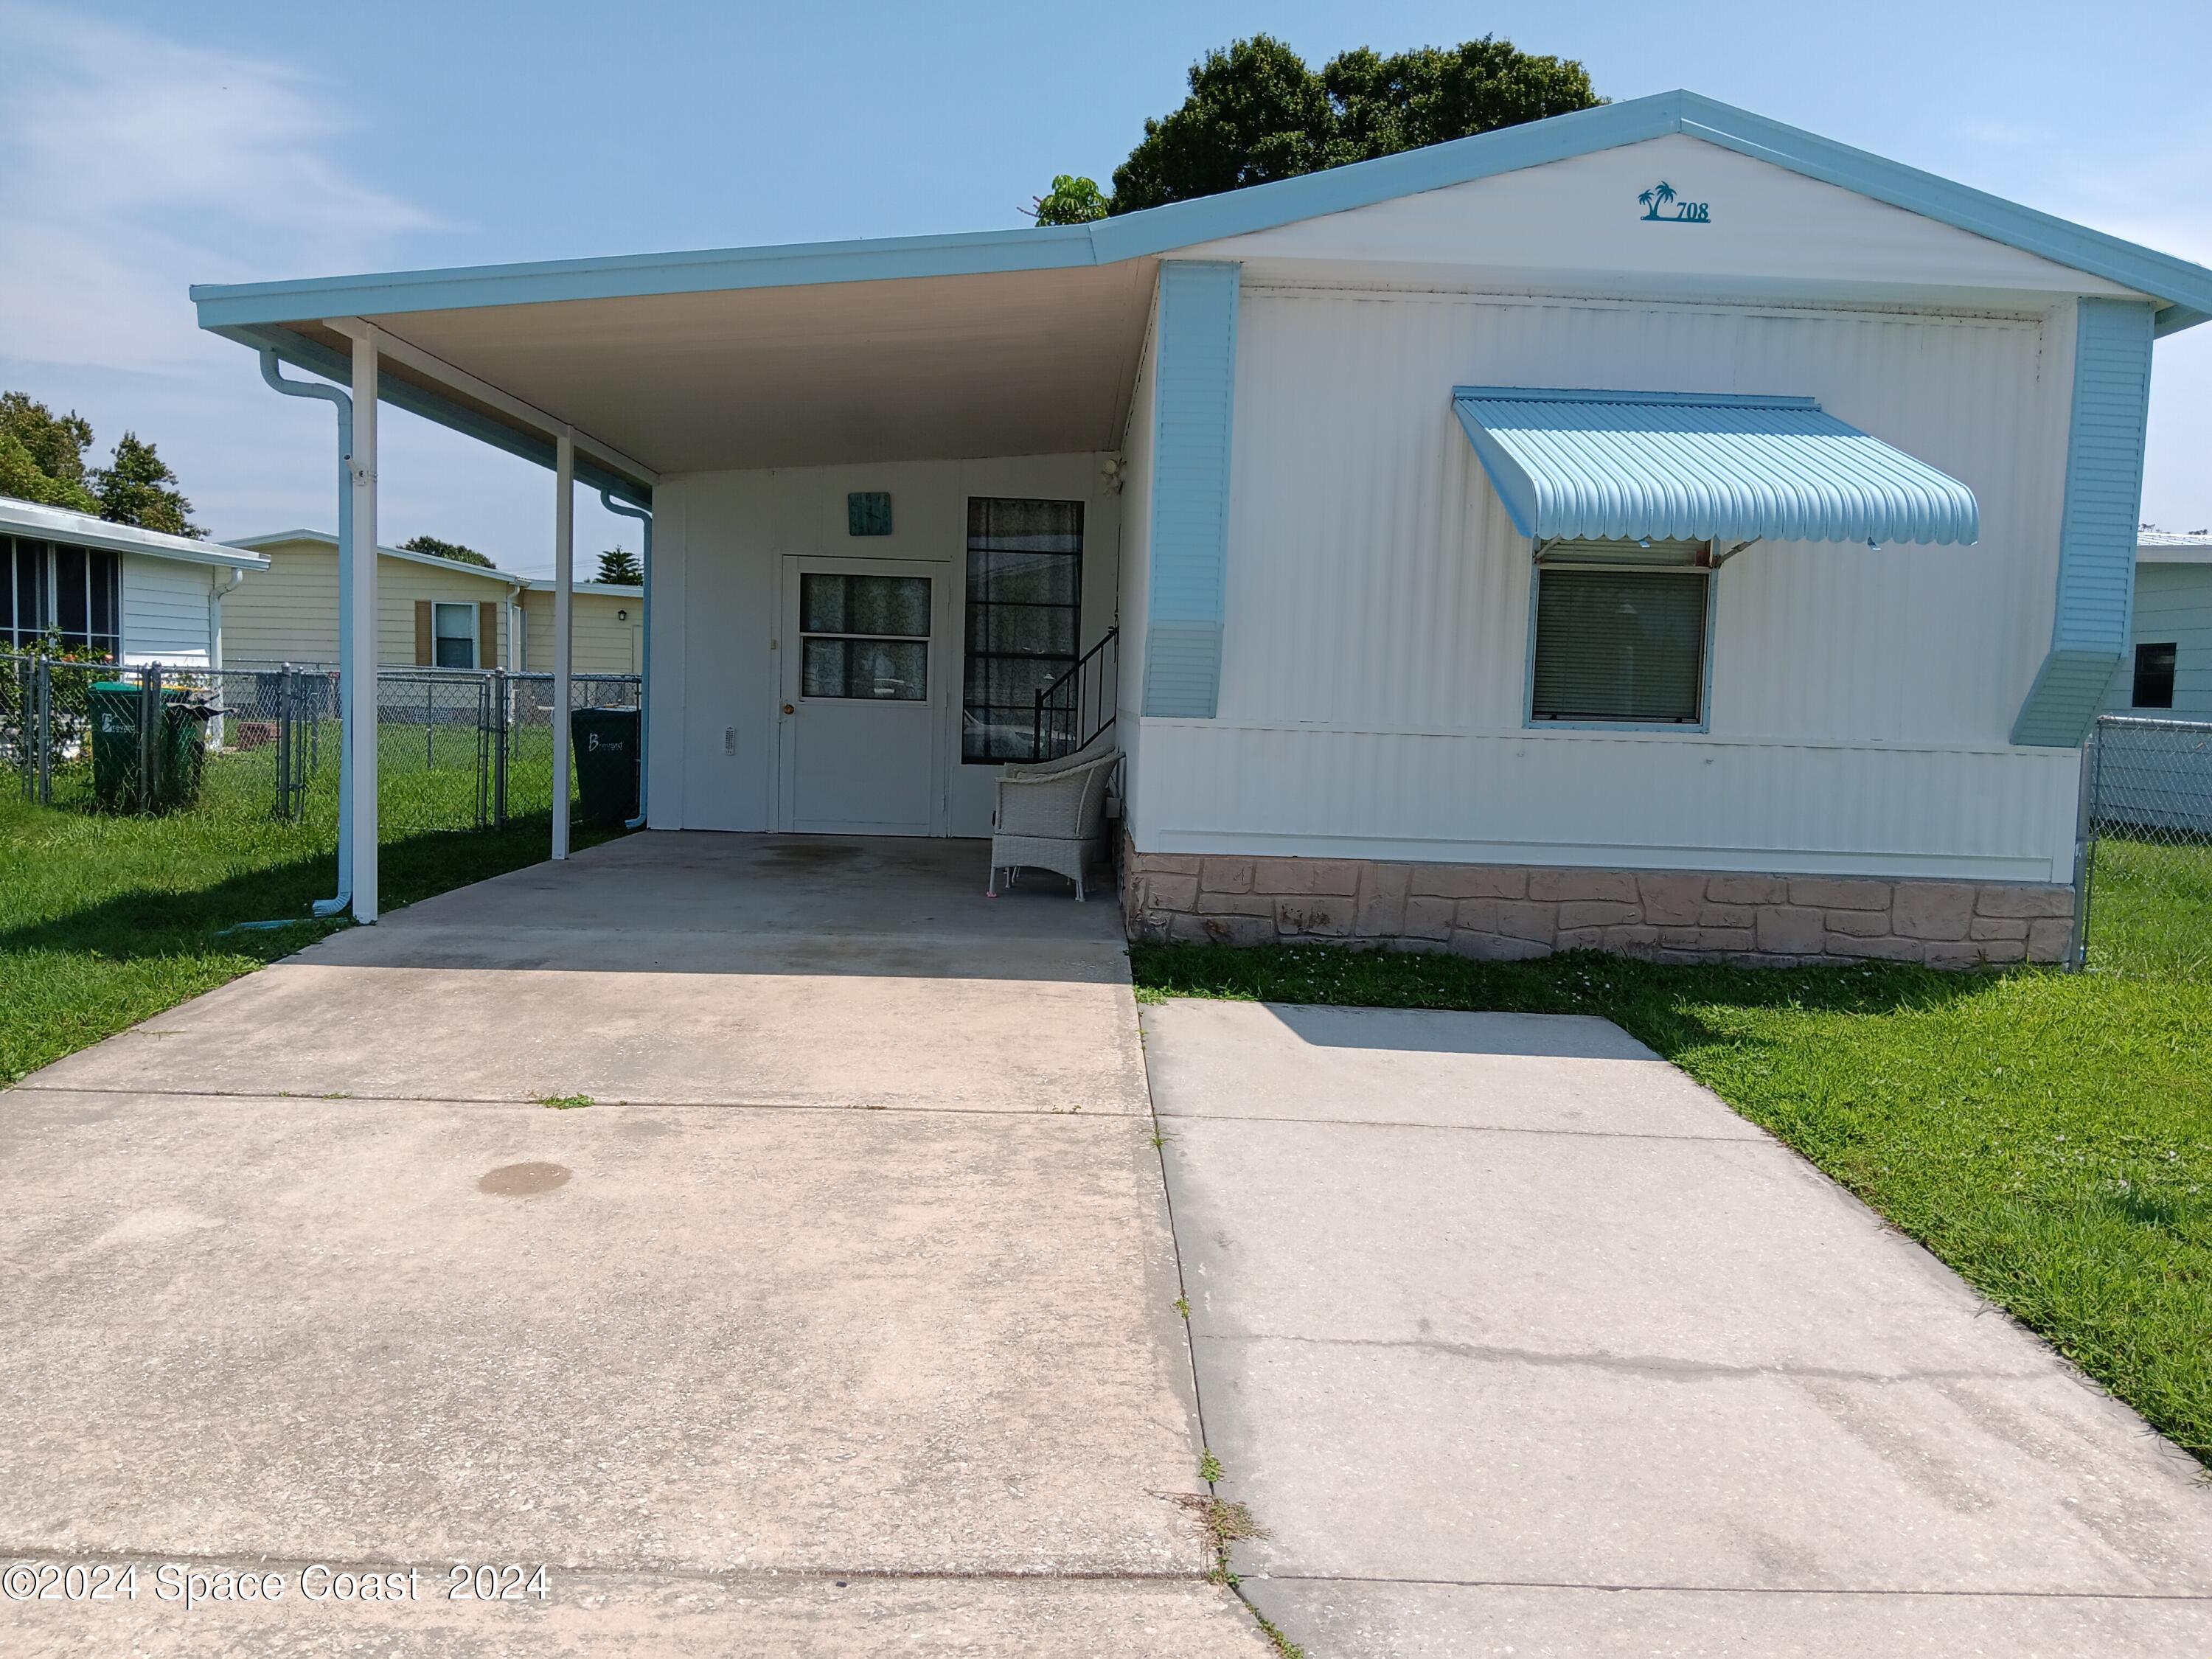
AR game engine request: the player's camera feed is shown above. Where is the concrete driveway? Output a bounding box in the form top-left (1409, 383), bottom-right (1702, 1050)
top-left (1145, 998), bottom-right (2212, 1658)
top-left (1, 835), bottom-right (1268, 1656)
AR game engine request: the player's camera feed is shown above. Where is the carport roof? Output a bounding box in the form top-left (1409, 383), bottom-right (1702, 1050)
top-left (191, 90), bottom-right (2212, 495)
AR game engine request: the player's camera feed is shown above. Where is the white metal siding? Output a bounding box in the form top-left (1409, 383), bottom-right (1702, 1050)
top-left (1138, 282), bottom-right (2083, 882)
top-left (120, 554), bottom-right (212, 665)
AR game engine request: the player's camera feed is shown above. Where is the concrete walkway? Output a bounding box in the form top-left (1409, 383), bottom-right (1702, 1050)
top-left (1, 835), bottom-right (1267, 1656)
top-left (1144, 998), bottom-right (2212, 1658)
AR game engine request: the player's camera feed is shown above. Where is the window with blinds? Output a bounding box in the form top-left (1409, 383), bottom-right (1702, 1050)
top-left (1529, 540), bottom-right (1709, 726)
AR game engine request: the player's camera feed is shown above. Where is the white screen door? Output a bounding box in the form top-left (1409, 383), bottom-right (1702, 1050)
top-left (777, 557), bottom-right (945, 835)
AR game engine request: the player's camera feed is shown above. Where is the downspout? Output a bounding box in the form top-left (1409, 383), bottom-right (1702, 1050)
top-left (601, 489), bottom-right (652, 829)
top-left (258, 349), bottom-right (354, 917)
top-left (208, 563), bottom-right (246, 748)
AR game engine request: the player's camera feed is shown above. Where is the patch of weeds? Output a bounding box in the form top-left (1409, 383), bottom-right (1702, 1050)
top-left (1173, 1295), bottom-right (1191, 1320)
top-left (539, 1093), bottom-right (594, 1110)
top-left (1250, 1609), bottom-right (1306, 1659)
top-left (1170, 1492), bottom-right (1267, 1585)
top-left (1198, 1448), bottom-right (1223, 1483)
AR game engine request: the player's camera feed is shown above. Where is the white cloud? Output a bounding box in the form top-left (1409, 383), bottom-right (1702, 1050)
top-left (0, 3), bottom-right (445, 372)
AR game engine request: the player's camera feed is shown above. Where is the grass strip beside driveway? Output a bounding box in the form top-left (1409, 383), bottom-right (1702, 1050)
top-left (1130, 943), bottom-right (2212, 1467)
top-left (1, 794), bottom-right (621, 1086)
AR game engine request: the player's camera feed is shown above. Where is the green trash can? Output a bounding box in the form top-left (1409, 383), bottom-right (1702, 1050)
top-left (89, 681), bottom-right (206, 813)
top-left (569, 705), bottom-right (640, 830)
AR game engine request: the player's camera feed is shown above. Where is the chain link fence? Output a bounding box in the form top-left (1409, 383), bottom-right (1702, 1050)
top-left (2079, 714), bottom-right (2212, 981)
top-left (5, 652), bottom-right (639, 838)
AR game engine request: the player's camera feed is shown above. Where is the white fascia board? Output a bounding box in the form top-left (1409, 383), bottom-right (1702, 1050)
top-left (1, 495), bottom-right (268, 569)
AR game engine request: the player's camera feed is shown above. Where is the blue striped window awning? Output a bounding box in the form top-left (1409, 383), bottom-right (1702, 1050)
top-left (1452, 387), bottom-right (1979, 546)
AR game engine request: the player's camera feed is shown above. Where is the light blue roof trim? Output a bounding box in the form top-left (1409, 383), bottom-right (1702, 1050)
top-left (189, 91), bottom-right (2212, 335)
top-left (1453, 386), bottom-right (1980, 546)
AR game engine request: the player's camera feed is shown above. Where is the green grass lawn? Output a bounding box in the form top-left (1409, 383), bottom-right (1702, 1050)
top-left (1, 745), bottom-right (620, 1086)
top-left (1132, 910), bottom-right (2212, 1466)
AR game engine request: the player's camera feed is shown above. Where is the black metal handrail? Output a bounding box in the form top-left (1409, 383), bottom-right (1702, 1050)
top-left (1032, 627), bottom-right (1119, 763)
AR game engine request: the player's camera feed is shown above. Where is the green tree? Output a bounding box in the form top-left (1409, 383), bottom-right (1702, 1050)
top-left (1029, 174), bottom-right (1110, 226)
top-left (595, 547), bottom-right (642, 585)
top-left (0, 392), bottom-right (99, 513)
top-left (91, 433), bottom-right (204, 538)
top-left (400, 534), bottom-right (493, 568)
top-left (1041, 35), bottom-right (1601, 218)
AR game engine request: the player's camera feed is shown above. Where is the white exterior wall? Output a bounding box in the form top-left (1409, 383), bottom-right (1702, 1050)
top-left (1130, 282), bottom-right (2084, 883)
top-left (120, 552), bottom-right (215, 666)
top-left (650, 452), bottom-right (1121, 838)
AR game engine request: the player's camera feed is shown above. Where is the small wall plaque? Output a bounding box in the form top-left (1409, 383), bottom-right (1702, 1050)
top-left (847, 491), bottom-right (893, 536)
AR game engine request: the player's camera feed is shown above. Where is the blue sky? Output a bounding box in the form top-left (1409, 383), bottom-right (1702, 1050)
top-left (4, 0), bottom-right (2208, 574)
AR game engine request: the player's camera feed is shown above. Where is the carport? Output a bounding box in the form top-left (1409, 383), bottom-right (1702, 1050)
top-left (193, 233), bottom-right (1162, 921)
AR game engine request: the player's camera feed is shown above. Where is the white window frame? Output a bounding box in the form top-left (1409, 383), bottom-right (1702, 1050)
top-left (1522, 538), bottom-right (1717, 733)
top-left (431, 600), bottom-right (479, 671)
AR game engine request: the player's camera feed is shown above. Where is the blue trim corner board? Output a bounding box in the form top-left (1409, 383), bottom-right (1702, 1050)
top-left (1142, 262), bottom-right (1240, 720)
top-left (2011, 298), bottom-right (2157, 747)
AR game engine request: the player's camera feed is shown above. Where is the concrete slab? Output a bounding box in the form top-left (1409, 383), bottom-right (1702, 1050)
top-left (1144, 1000), bottom-right (1763, 1137)
top-left (1166, 1117), bottom-right (2064, 1376)
top-left (1144, 998), bottom-right (2212, 1653)
top-left (1242, 1580), bottom-right (2212, 1659)
top-left (1, 838), bottom-right (1262, 1654)
top-left (0, 1091), bottom-right (1198, 1575)
top-left (26, 834), bottom-right (1147, 1115)
top-left (0, 1571), bottom-right (1276, 1658)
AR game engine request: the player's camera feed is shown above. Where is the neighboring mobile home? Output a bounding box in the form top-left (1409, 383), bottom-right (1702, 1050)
top-left (220, 530), bottom-right (640, 671)
top-left (192, 91), bottom-right (2212, 966)
top-left (2107, 532), bottom-right (2212, 718)
top-left (1, 495), bottom-right (267, 665)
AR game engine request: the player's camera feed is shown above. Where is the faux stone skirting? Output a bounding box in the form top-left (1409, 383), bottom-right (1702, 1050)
top-left (1120, 844), bottom-right (2075, 969)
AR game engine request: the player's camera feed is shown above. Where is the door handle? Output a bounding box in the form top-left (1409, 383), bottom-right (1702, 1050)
top-left (782, 703), bottom-right (796, 715)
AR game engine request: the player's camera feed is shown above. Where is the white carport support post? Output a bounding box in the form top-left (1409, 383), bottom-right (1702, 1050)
top-left (348, 326), bottom-right (380, 921)
top-left (551, 426), bottom-right (575, 860)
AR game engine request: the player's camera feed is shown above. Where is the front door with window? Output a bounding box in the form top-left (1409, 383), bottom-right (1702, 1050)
top-left (776, 558), bottom-right (945, 834)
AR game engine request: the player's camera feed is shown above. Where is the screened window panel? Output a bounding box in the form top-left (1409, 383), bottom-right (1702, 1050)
top-left (1, 540), bottom-right (15, 641)
top-left (1531, 568), bottom-right (1708, 724)
top-left (55, 545), bottom-right (87, 638)
top-left (14, 540), bottom-right (48, 647)
top-left (802, 637), bottom-right (928, 700)
top-left (801, 573), bottom-right (931, 639)
top-left (964, 498), bottom-right (1082, 762)
top-left (87, 550), bottom-right (119, 649)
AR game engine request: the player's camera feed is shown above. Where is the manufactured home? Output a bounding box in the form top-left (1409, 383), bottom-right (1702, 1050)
top-left (191, 91), bottom-right (2212, 964)
top-left (2107, 532), bottom-right (2212, 718)
top-left (1, 495), bottom-right (268, 666)
top-left (220, 530), bottom-right (641, 672)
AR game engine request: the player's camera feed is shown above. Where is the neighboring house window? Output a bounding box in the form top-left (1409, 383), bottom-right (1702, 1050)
top-left (962, 498), bottom-right (1083, 762)
top-left (431, 601), bottom-right (477, 669)
top-left (2132, 642), bottom-right (2177, 710)
top-left (798, 572), bottom-right (930, 700)
top-left (3, 536), bottom-right (120, 658)
top-left (1529, 539), bottom-right (1710, 726)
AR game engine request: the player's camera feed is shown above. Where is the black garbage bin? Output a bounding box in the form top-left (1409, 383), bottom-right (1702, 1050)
top-left (569, 706), bottom-right (640, 830)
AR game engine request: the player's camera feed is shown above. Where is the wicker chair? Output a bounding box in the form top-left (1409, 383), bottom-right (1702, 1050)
top-left (987, 747), bottom-right (1123, 900)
